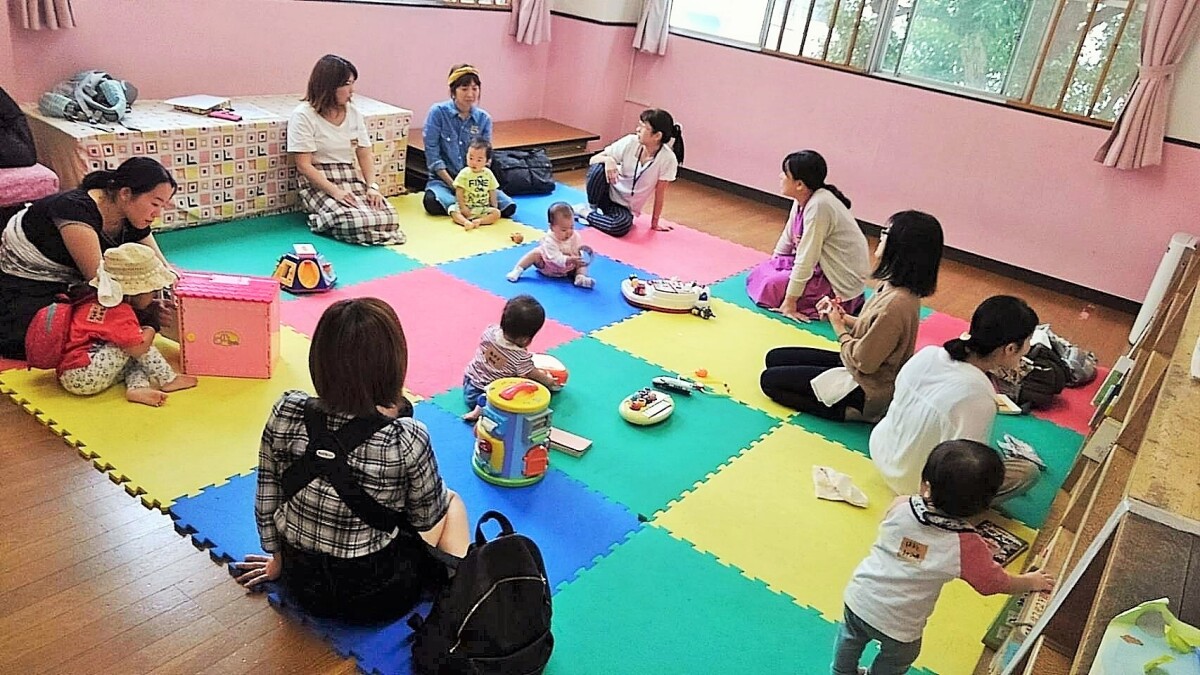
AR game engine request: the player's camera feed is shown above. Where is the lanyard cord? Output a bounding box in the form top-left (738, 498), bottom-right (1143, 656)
top-left (631, 145), bottom-right (662, 193)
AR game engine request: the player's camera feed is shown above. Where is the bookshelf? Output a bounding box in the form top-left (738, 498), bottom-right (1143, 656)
top-left (983, 245), bottom-right (1200, 674)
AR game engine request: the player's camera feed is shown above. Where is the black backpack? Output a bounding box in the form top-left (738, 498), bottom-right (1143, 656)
top-left (492, 148), bottom-right (555, 196)
top-left (410, 511), bottom-right (553, 674)
top-left (0, 86), bottom-right (37, 169)
top-left (1016, 344), bottom-right (1069, 410)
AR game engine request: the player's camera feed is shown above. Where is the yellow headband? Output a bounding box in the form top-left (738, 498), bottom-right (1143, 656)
top-left (448, 66), bottom-right (480, 87)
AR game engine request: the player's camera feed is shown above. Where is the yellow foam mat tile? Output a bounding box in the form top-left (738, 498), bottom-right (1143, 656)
top-left (655, 423), bottom-right (1036, 675)
top-left (594, 298), bottom-right (837, 419)
top-left (387, 194), bottom-right (544, 265)
top-left (0, 327), bottom-right (315, 511)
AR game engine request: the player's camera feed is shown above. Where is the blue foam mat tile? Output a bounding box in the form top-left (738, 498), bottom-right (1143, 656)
top-left (170, 472), bottom-right (264, 564)
top-left (268, 586), bottom-right (427, 675)
top-left (510, 184), bottom-right (589, 230)
top-left (414, 402), bottom-right (643, 589)
top-left (437, 246), bottom-right (651, 333)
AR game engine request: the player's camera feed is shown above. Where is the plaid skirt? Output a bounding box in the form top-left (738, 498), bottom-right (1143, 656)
top-left (298, 163), bottom-right (405, 246)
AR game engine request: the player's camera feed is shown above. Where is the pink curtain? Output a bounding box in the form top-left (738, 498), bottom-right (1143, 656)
top-left (15, 0), bottom-right (76, 30)
top-left (1095, 0), bottom-right (1200, 169)
top-left (509, 0), bottom-right (550, 46)
top-left (634, 0), bottom-right (672, 55)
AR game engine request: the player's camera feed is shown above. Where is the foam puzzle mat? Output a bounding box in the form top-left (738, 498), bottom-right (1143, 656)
top-left (2, 182), bottom-right (1097, 674)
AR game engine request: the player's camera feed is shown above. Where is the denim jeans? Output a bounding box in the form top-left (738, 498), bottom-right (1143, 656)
top-left (831, 605), bottom-right (922, 675)
top-left (463, 376), bottom-right (487, 410)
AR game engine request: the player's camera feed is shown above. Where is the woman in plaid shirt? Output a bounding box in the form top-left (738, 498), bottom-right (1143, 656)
top-left (235, 298), bottom-right (469, 621)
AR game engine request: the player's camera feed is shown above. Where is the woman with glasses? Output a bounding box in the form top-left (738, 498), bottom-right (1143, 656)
top-left (760, 210), bottom-right (944, 423)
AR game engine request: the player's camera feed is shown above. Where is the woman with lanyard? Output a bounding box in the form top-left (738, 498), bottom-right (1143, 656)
top-left (0, 157), bottom-right (176, 359)
top-left (577, 108), bottom-right (684, 237)
top-left (421, 64), bottom-right (516, 219)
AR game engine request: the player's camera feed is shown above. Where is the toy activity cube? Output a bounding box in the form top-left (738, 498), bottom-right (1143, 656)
top-left (473, 378), bottom-right (553, 487)
top-left (175, 272), bottom-right (280, 379)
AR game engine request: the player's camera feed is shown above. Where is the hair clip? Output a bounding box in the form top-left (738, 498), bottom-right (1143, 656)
top-left (959, 332), bottom-right (972, 341)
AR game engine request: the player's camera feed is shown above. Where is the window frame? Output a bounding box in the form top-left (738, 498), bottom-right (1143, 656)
top-left (667, 0), bottom-right (1142, 128)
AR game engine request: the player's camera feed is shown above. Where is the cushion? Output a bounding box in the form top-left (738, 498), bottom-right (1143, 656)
top-left (0, 163), bottom-right (59, 207)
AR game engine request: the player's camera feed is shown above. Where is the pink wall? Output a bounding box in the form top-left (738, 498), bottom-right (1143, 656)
top-left (8, 4), bottom-right (1198, 301)
top-left (627, 35), bottom-right (1200, 301)
top-left (6, 0), bottom-right (550, 124)
top-left (543, 17), bottom-right (636, 147)
top-left (0, 4), bottom-right (15, 92)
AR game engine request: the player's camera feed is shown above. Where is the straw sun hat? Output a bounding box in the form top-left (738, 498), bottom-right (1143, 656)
top-left (90, 243), bottom-right (178, 308)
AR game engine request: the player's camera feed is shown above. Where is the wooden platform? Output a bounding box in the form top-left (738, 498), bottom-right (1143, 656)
top-left (406, 118), bottom-right (599, 188)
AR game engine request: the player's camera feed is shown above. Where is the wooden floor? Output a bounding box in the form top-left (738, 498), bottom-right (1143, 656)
top-left (0, 174), bottom-right (1134, 673)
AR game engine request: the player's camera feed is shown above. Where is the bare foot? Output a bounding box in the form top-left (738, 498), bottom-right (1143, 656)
top-left (464, 220), bottom-right (480, 231)
top-left (461, 406), bottom-right (482, 423)
top-left (127, 388), bottom-right (168, 407)
top-left (161, 374), bottom-right (199, 392)
top-left (651, 223), bottom-right (673, 231)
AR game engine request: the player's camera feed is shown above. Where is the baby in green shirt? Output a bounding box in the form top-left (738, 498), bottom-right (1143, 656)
top-left (451, 138), bottom-right (503, 230)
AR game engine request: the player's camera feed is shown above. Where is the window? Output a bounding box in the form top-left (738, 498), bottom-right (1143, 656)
top-left (670, 0), bottom-right (774, 46)
top-left (672, 0), bottom-right (1145, 123)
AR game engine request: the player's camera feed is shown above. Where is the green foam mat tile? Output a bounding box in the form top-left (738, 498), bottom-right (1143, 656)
top-left (156, 211), bottom-right (423, 287)
top-left (992, 414), bottom-right (1084, 528)
top-left (432, 336), bottom-right (780, 518)
top-left (546, 526), bottom-right (933, 674)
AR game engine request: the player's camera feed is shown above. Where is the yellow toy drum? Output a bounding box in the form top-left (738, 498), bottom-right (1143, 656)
top-left (473, 377), bottom-right (553, 487)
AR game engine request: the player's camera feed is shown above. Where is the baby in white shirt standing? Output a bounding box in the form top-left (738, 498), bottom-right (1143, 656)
top-left (506, 201), bottom-right (594, 288)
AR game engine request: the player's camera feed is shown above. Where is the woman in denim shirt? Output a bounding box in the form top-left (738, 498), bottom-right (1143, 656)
top-left (421, 65), bottom-right (516, 219)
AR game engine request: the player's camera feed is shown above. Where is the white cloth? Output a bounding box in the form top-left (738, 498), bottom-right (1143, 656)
top-left (287, 103), bottom-right (371, 165)
top-left (781, 190), bottom-right (871, 304)
top-left (634, 0), bottom-right (672, 55)
top-left (598, 134), bottom-right (679, 214)
top-left (0, 207), bottom-right (81, 283)
top-left (868, 346), bottom-right (997, 495)
top-left (811, 366), bottom-right (859, 407)
top-left (813, 466), bottom-right (869, 508)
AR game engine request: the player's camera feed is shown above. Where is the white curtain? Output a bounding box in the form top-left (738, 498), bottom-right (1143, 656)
top-left (509, 0), bottom-right (551, 46)
top-left (15, 0), bottom-right (76, 30)
top-left (634, 0), bottom-right (672, 55)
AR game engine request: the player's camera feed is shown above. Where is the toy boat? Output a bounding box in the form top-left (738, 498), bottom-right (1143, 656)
top-left (621, 275), bottom-right (714, 319)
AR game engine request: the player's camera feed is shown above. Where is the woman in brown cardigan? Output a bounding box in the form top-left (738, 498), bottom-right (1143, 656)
top-left (760, 211), bottom-right (944, 422)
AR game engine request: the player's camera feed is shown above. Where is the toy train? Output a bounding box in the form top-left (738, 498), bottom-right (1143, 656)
top-left (620, 275), bottom-right (714, 319)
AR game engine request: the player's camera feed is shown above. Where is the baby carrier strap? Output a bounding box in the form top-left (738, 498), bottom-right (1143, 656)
top-left (280, 398), bottom-right (405, 533)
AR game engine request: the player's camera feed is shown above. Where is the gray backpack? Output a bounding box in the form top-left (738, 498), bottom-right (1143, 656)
top-left (39, 70), bottom-right (138, 124)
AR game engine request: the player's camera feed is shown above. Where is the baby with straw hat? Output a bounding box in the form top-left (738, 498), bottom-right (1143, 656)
top-left (58, 243), bottom-right (197, 407)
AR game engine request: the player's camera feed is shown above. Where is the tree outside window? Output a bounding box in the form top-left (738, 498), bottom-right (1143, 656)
top-left (670, 0), bottom-right (1145, 123)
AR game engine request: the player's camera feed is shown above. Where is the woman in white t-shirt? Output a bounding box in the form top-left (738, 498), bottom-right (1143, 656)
top-left (869, 295), bottom-right (1042, 504)
top-left (579, 108), bottom-right (684, 237)
top-left (288, 55), bottom-right (403, 246)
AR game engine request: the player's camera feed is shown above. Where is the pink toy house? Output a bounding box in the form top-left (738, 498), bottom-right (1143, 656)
top-left (174, 272), bottom-right (280, 379)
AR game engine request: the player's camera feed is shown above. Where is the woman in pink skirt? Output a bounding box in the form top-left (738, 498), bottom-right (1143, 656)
top-left (746, 150), bottom-right (870, 321)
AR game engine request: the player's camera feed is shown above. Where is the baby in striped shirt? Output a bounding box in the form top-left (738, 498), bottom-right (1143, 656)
top-left (461, 294), bottom-right (561, 422)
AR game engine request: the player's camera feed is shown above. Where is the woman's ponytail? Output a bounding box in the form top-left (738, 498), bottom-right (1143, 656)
top-left (823, 183), bottom-right (851, 209)
top-left (670, 124), bottom-right (685, 164)
top-left (79, 169), bottom-right (116, 191)
top-left (945, 296), bottom-right (1039, 362)
top-left (943, 335), bottom-right (972, 361)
